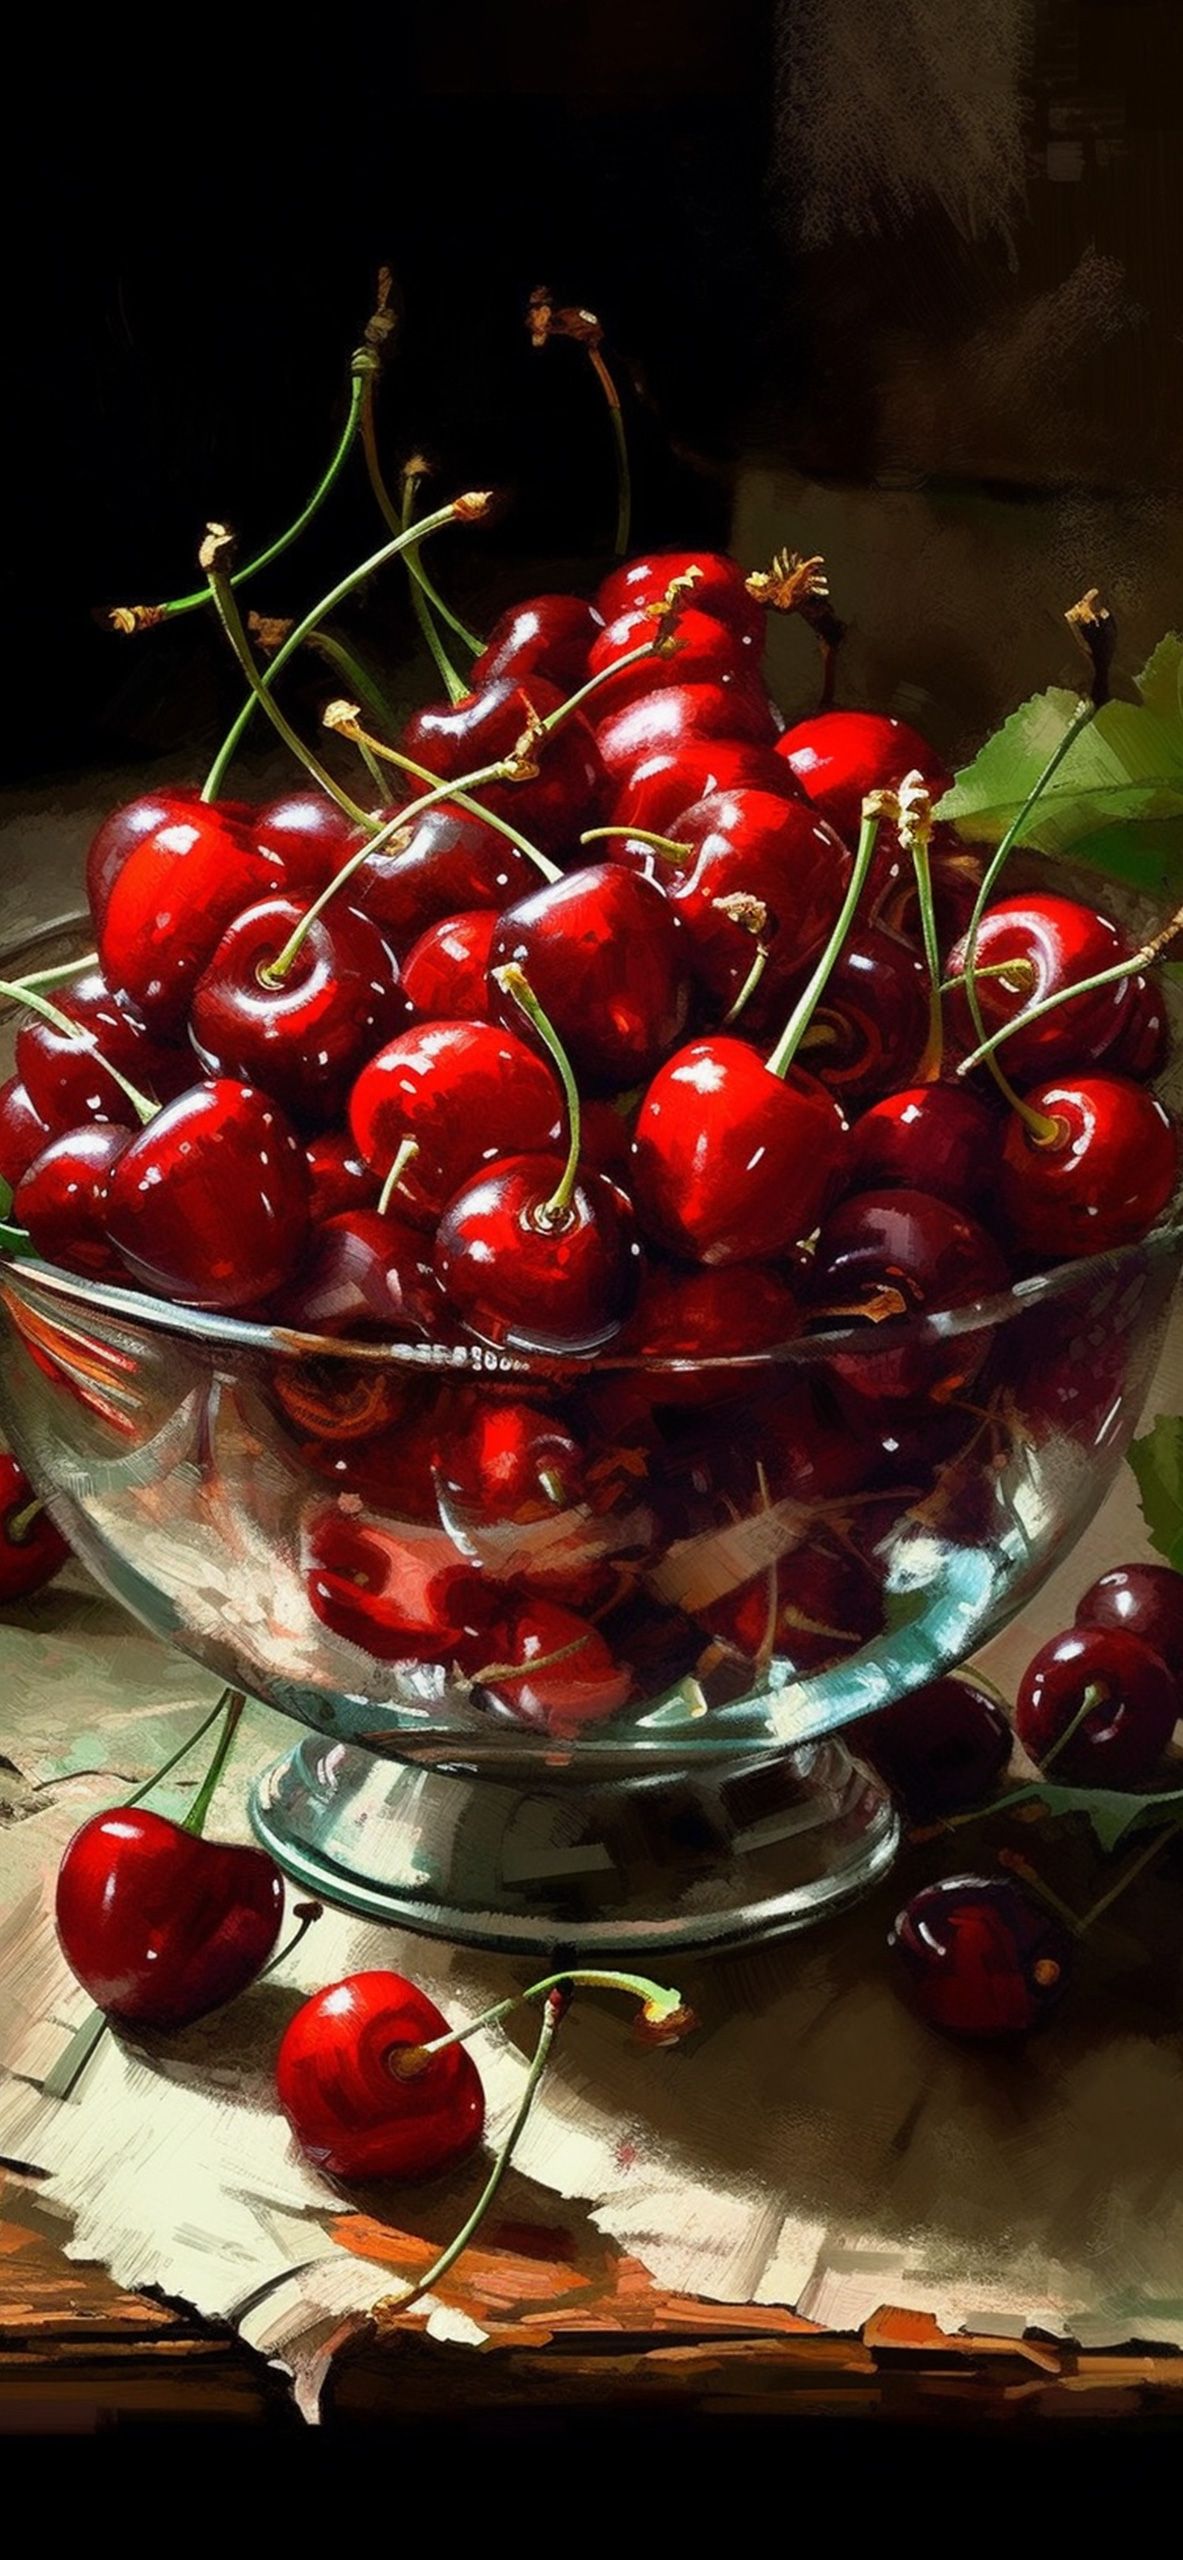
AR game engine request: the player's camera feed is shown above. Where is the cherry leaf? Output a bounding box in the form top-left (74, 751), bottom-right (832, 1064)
top-left (1128, 1414), bottom-right (1183, 1573)
top-left (975, 1774), bottom-right (1183, 1853)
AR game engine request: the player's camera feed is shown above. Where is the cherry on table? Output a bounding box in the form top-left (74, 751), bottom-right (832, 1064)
top-left (488, 864), bottom-right (691, 1089)
top-left (277, 1972), bottom-right (485, 2182)
top-left (889, 1874), bottom-right (1071, 2039)
top-left (838, 1085), bottom-right (1003, 1216)
top-left (609, 740), bottom-right (802, 839)
top-left (471, 593), bottom-right (603, 693)
top-left (348, 1020), bottom-right (563, 1228)
top-left (14, 1125), bottom-right (130, 1277)
top-left (1076, 1562), bottom-right (1183, 1675)
top-left (104, 1079), bottom-right (310, 1311)
top-left (947, 894), bottom-right (1132, 1081)
top-left (55, 1808), bottom-right (283, 2029)
top-left (776, 709), bottom-right (951, 845)
top-left (999, 1074), bottom-right (1179, 1259)
top-left (1015, 1624), bottom-right (1178, 1786)
top-left (435, 1155), bottom-right (641, 1353)
top-left (630, 1035), bottom-right (846, 1266)
top-left (191, 896), bottom-right (411, 1128)
top-left (402, 910), bottom-right (499, 1020)
top-left (0, 1452), bottom-right (69, 1602)
top-left (857, 1674), bottom-right (1012, 1821)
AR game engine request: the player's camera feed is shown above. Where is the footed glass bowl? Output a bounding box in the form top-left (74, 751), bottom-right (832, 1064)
top-left (2, 921), bottom-right (1181, 1952)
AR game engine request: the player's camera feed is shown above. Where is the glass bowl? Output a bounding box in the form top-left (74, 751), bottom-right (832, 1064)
top-left (2, 918), bottom-right (1181, 1952)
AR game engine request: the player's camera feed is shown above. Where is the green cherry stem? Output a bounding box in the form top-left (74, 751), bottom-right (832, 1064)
top-left (910, 834), bottom-right (944, 1081)
top-left (5, 1494), bottom-right (47, 1544)
top-left (939, 959), bottom-right (1036, 998)
top-left (201, 527), bottom-right (374, 828)
top-left (1035, 1682), bottom-right (1107, 1776)
top-left (764, 799), bottom-right (883, 1079)
top-left (6, 953), bottom-right (101, 994)
top-left (359, 382), bottom-right (483, 656)
top-left (958, 694), bottom-right (1102, 1066)
top-left (958, 894), bottom-right (1183, 1077)
top-left (181, 1690), bottom-right (246, 1840)
top-left (324, 715), bottom-right (561, 884)
top-left (394, 1965), bottom-right (691, 2074)
top-left (401, 463), bottom-right (469, 704)
top-left (377, 1137), bottom-right (419, 1219)
top-left (120, 1691), bottom-right (236, 1811)
top-left (494, 963), bottom-right (583, 1223)
top-left (0, 980), bottom-right (157, 1125)
top-left (588, 344), bottom-right (631, 557)
top-left (579, 825), bottom-right (691, 865)
top-left (262, 759), bottom-right (524, 984)
top-left (539, 637), bottom-right (669, 739)
top-left (298, 629), bottom-right (395, 735)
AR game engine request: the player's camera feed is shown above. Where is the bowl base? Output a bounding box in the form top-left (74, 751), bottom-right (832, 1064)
top-left (249, 1739), bottom-right (900, 1957)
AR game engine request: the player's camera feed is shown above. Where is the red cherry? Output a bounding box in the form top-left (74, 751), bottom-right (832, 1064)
top-left (276, 1972), bottom-right (485, 2182)
top-left (0, 1077), bottom-right (55, 1188)
top-left (840, 1085), bottom-right (1003, 1215)
top-left (304, 1132), bottom-right (379, 1222)
top-left (190, 898), bottom-right (410, 1129)
top-left (14, 1125), bottom-right (130, 1276)
top-left (105, 1081), bottom-right (310, 1310)
top-left (595, 550), bottom-right (765, 648)
top-left (630, 1036), bottom-right (846, 1266)
top-left (85, 788), bottom-right (207, 928)
top-left (876, 834), bottom-right (985, 944)
top-left (489, 865), bottom-right (690, 1088)
top-left (797, 926), bottom-right (929, 1103)
top-left (402, 676), bottom-right (604, 856)
top-left (435, 1156), bottom-right (641, 1352)
top-left (806, 1187), bottom-right (1009, 1404)
top-left (252, 789), bottom-right (364, 894)
top-left (705, 1544), bottom-right (876, 1676)
top-left (776, 709), bottom-right (950, 844)
top-left (1076, 1562), bottom-right (1183, 1670)
top-left (477, 1598), bottom-right (633, 1737)
top-left (98, 810), bottom-right (279, 1031)
top-left (1000, 1075), bottom-right (1179, 1258)
top-left (303, 1504), bottom-right (498, 1660)
top-left (267, 1207), bottom-right (445, 1342)
top-left (55, 1809), bottom-right (283, 2029)
top-left (587, 604), bottom-right (759, 716)
top-left (470, 593), bottom-right (602, 693)
top-left (947, 895), bottom-right (1132, 1080)
top-left (16, 971), bottom-right (189, 1129)
top-left (580, 1097), bottom-right (637, 1186)
top-left (1101, 971), bottom-right (1170, 1080)
top-left (349, 1021), bottom-right (563, 1228)
top-left (0, 1452), bottom-right (69, 1601)
top-left (595, 681), bottom-right (778, 782)
top-left (402, 910), bottom-right (498, 1020)
top-left (665, 790), bottom-right (850, 1015)
top-left (348, 804), bottom-right (541, 949)
top-left (1015, 1624), bottom-right (1178, 1785)
top-left (889, 1876), bottom-right (1070, 2039)
top-left (618, 1263), bottom-right (800, 1405)
top-left (610, 740), bottom-right (802, 838)
top-left (858, 1674), bottom-right (1012, 1821)
top-left (437, 1400), bottom-right (585, 1521)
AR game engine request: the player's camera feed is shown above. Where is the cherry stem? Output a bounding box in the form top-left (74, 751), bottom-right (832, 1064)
top-left (0, 978), bottom-right (157, 1126)
top-left (542, 637), bottom-right (670, 738)
top-left (262, 759), bottom-right (521, 983)
top-left (359, 383), bottom-right (482, 657)
top-left (580, 825), bottom-right (691, 865)
top-left (120, 1690), bottom-right (235, 1810)
top-left (255, 1900), bottom-right (323, 1983)
top-left (201, 497), bottom-right (490, 802)
top-left (586, 345), bottom-right (631, 556)
top-left (494, 963), bottom-right (582, 1223)
top-left (401, 465), bottom-right (469, 705)
top-left (1074, 1819), bottom-right (1183, 1934)
top-left (1036, 1681), bottom-right (1107, 1775)
top-left (8, 953), bottom-right (100, 993)
top-left (939, 959), bottom-right (1036, 997)
top-left (722, 940), bottom-right (770, 1028)
top-left (470, 1634), bottom-right (587, 1687)
top-left (395, 1965), bottom-right (688, 2072)
top-left (299, 629), bottom-right (395, 736)
top-left (958, 693), bottom-right (1100, 1110)
top-left (181, 1690), bottom-right (246, 1840)
top-left (385, 1987), bottom-right (567, 2324)
top-left (105, 372), bottom-right (366, 632)
top-left (377, 1137), bottom-right (419, 1219)
top-left (326, 718), bottom-right (561, 885)
top-left (910, 837), bottom-right (944, 1080)
top-left (764, 801), bottom-right (882, 1079)
top-left (958, 896), bottom-right (1183, 1076)
top-left (4, 1493), bottom-right (46, 1544)
top-left (202, 530), bottom-right (375, 829)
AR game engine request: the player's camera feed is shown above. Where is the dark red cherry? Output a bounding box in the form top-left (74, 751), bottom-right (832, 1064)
top-left (806, 1187), bottom-right (1009, 1405)
top-left (435, 1156), bottom-right (641, 1353)
top-left (1000, 1075), bottom-right (1179, 1258)
top-left (298, 1398), bottom-right (452, 1516)
top-left (55, 1809), bottom-right (283, 2030)
top-left (947, 895), bottom-right (1131, 1080)
top-left (16, 971), bottom-right (189, 1129)
top-left (587, 604), bottom-right (758, 716)
top-left (349, 1021), bottom-right (563, 1228)
top-left (618, 1263), bottom-right (800, 1405)
top-left (85, 787), bottom-right (206, 928)
top-left (858, 1674), bottom-right (1012, 1821)
top-left (489, 865), bottom-right (691, 1088)
top-left (840, 1086), bottom-right (1003, 1215)
top-left (105, 1080), bottom-right (310, 1310)
top-left (267, 1207), bottom-right (445, 1342)
top-left (470, 593), bottom-right (602, 693)
top-left (1102, 970), bottom-right (1170, 1080)
top-left (436, 1400), bottom-right (585, 1521)
top-left (798, 927), bottom-right (929, 1103)
top-left (705, 1543), bottom-right (877, 1677)
top-left (402, 676), bottom-right (604, 856)
top-left (252, 789), bottom-right (364, 894)
top-left (595, 551), bottom-right (765, 648)
top-left (402, 910), bottom-right (498, 1020)
top-left (0, 1077), bottom-right (55, 1188)
top-left (476, 1597), bottom-right (633, 1737)
top-left (303, 1503), bottom-right (498, 1661)
top-left (875, 833), bottom-right (986, 945)
top-left (98, 811), bottom-right (279, 1032)
top-left (1076, 1562), bottom-right (1183, 1674)
top-left (0, 1452), bottom-right (69, 1601)
top-left (595, 681), bottom-right (778, 782)
top-left (889, 1875), bottom-right (1070, 2039)
top-left (191, 897), bottom-right (411, 1128)
top-left (580, 1097), bottom-right (636, 1186)
top-left (610, 740), bottom-right (802, 839)
top-left (630, 1036), bottom-right (846, 1266)
top-left (776, 709), bottom-right (950, 845)
top-left (276, 1971), bottom-right (485, 2183)
top-left (665, 791), bottom-right (850, 1015)
top-left (303, 1132), bottom-right (379, 1222)
top-left (14, 1125), bottom-right (130, 1276)
top-left (348, 803), bottom-right (540, 948)
top-left (1015, 1624), bottom-right (1177, 1786)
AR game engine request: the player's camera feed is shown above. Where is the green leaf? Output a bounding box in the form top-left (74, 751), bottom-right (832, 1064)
top-left (1015, 1778), bottom-right (1183, 1854)
top-left (1128, 1414), bottom-right (1183, 1572)
top-left (0, 1177), bottom-right (10, 1222)
top-left (0, 1222), bottom-right (34, 1259)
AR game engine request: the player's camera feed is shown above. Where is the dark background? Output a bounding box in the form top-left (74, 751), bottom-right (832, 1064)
top-left (5, 0), bottom-right (1181, 797)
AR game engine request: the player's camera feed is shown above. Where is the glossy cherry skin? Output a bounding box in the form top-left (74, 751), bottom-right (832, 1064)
top-left (14, 1125), bottom-right (130, 1277)
top-left (1016, 1625), bottom-right (1178, 1785)
top-left (889, 1876), bottom-right (1070, 2040)
top-left (252, 789), bottom-right (363, 894)
top-left (349, 1021), bottom-right (563, 1228)
top-left (776, 709), bottom-right (951, 845)
top-left (435, 1156), bottom-right (641, 1353)
top-left (1000, 1075), bottom-right (1179, 1259)
top-left (595, 550), bottom-right (765, 648)
top-left (580, 1098), bottom-right (636, 1186)
top-left (610, 740), bottom-right (802, 838)
top-left (98, 811), bottom-right (280, 1032)
top-left (705, 1544), bottom-right (877, 1677)
top-left (857, 1675), bottom-right (1012, 1821)
top-left (947, 895), bottom-right (1131, 1081)
top-left (55, 1809), bottom-right (283, 2029)
top-left (470, 593), bottom-right (602, 693)
top-left (665, 790), bottom-right (849, 1014)
top-left (478, 1598), bottom-right (633, 1737)
top-left (587, 604), bottom-right (758, 717)
top-left (276, 1973), bottom-right (485, 2183)
top-left (16, 972), bottom-right (190, 1131)
top-left (875, 834), bottom-right (985, 945)
top-left (402, 676), bottom-right (605, 856)
top-left (839, 1086), bottom-right (1003, 1215)
top-left (191, 897), bottom-right (410, 1129)
top-left (631, 1037), bottom-right (847, 1267)
top-left (347, 803), bottom-right (541, 949)
top-left (595, 680), bottom-right (778, 781)
top-left (806, 1187), bottom-right (1009, 1406)
top-left (437, 1400), bottom-right (585, 1521)
top-left (0, 1453), bottom-right (69, 1600)
top-left (798, 927), bottom-right (929, 1105)
top-left (402, 910), bottom-right (498, 1020)
top-left (303, 1503), bottom-right (499, 1660)
top-left (1103, 970), bottom-right (1170, 1080)
top-left (267, 1207), bottom-right (445, 1342)
top-left (0, 1078), bottom-right (55, 1189)
top-left (1076, 1562), bottom-right (1183, 1676)
top-left (105, 1081), bottom-right (310, 1311)
top-left (489, 864), bottom-right (691, 1089)
top-left (618, 1263), bottom-right (801, 1406)
top-left (304, 1132), bottom-right (379, 1222)
top-left (85, 787), bottom-right (207, 928)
